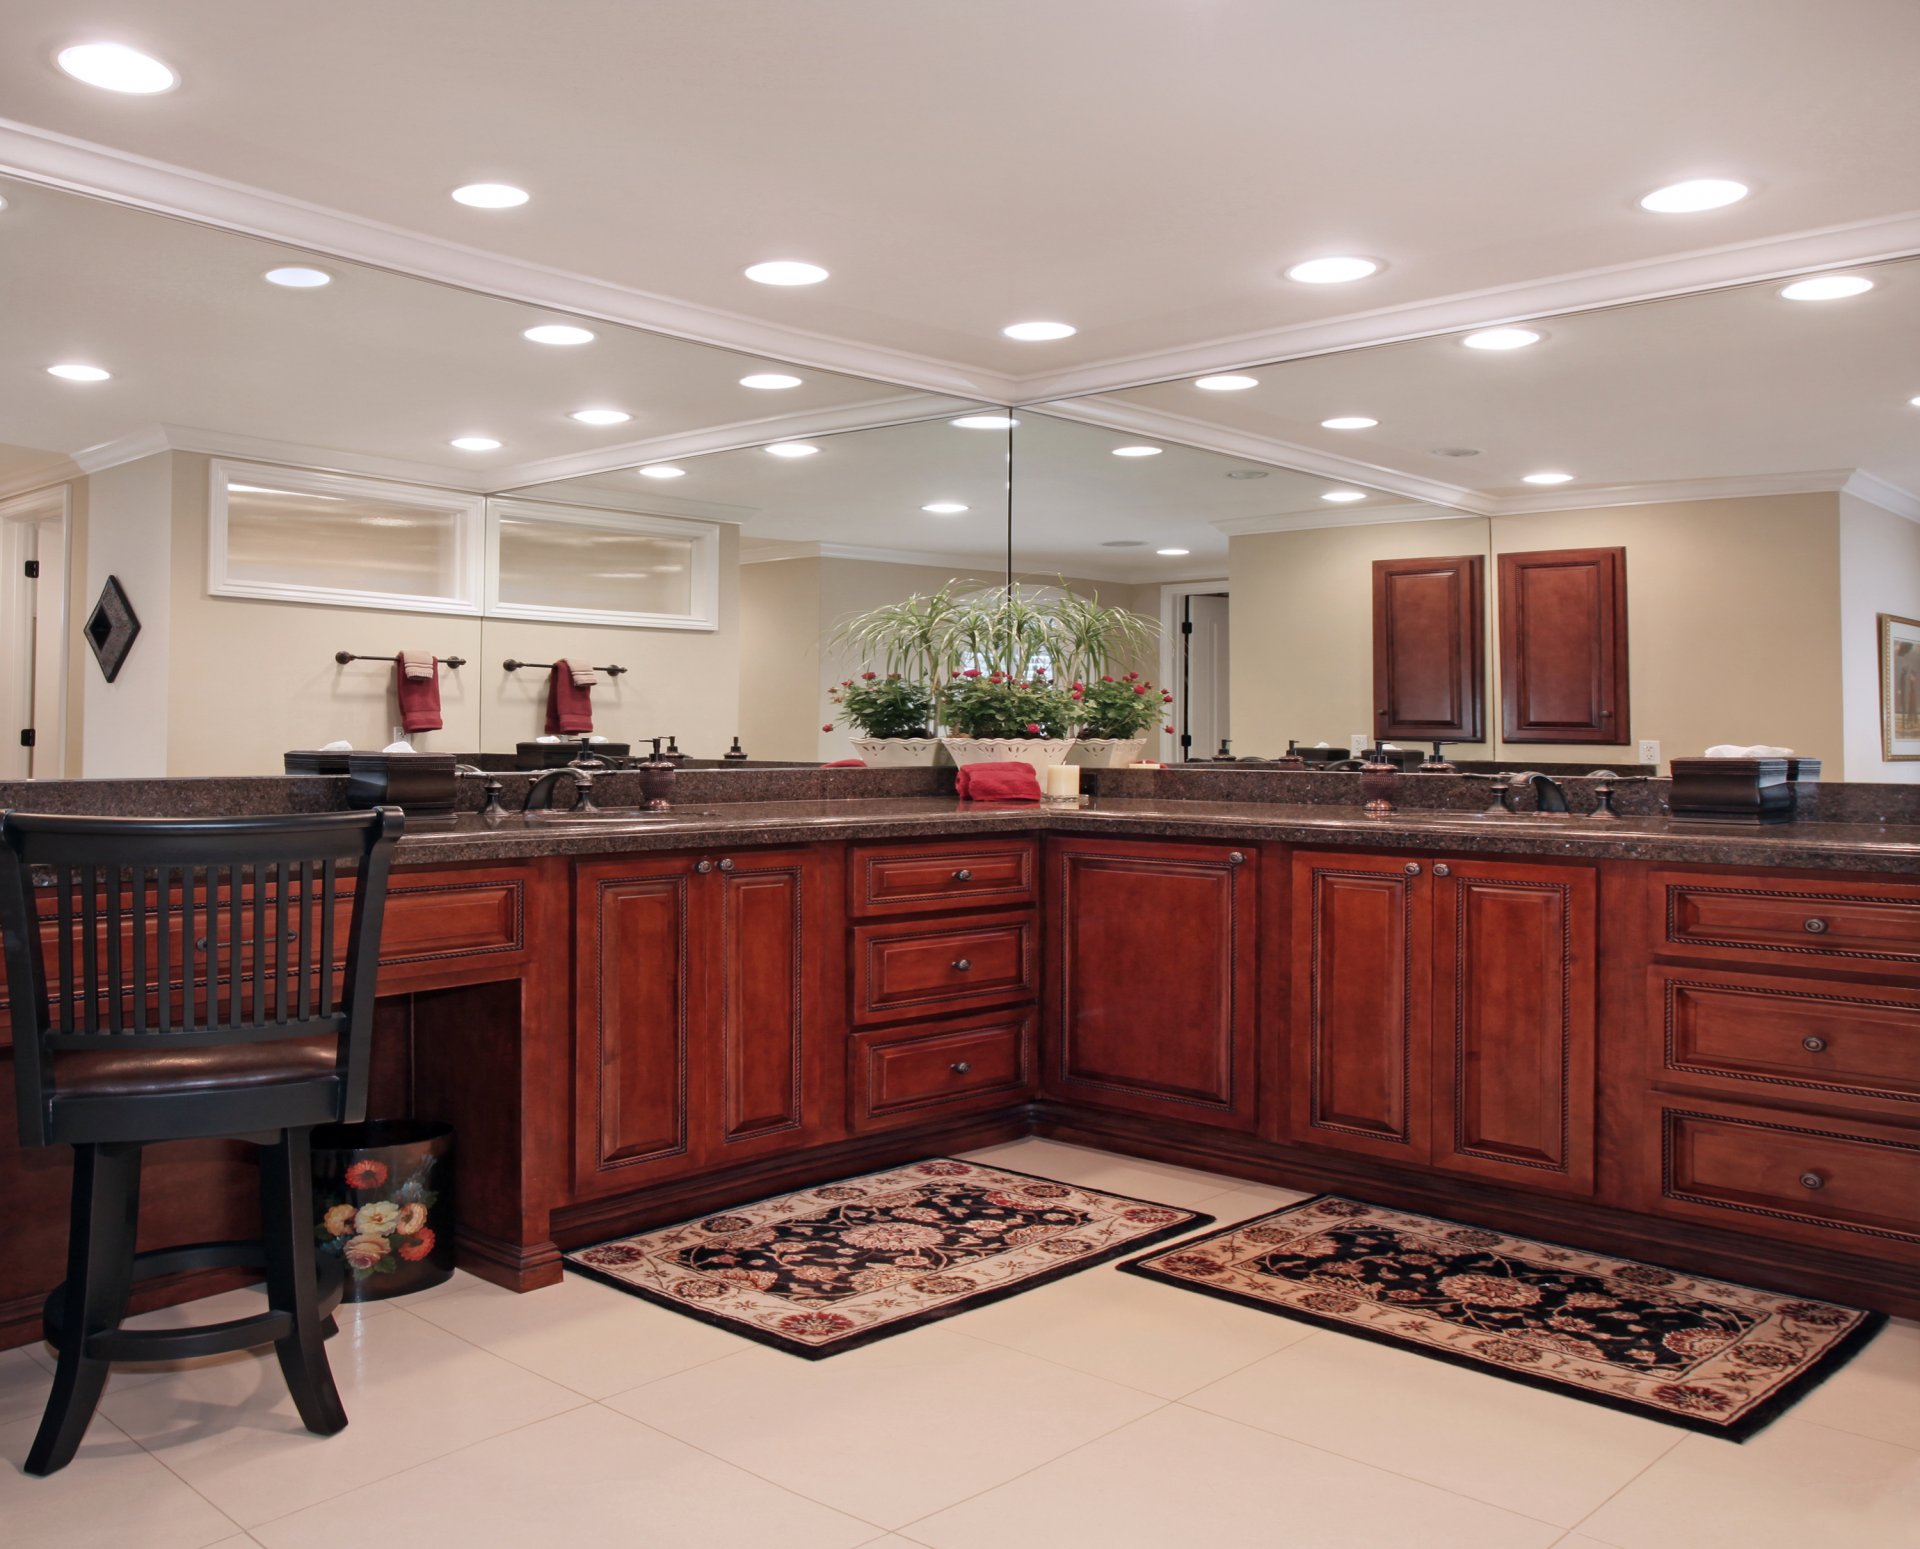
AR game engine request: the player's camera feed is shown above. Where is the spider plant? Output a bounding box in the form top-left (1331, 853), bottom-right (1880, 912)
top-left (1044, 586), bottom-right (1161, 687)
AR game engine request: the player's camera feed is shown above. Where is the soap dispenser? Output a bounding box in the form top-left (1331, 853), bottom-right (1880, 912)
top-left (1277, 739), bottom-right (1307, 769)
top-left (1360, 746), bottom-right (1399, 815)
top-left (637, 738), bottom-right (676, 809)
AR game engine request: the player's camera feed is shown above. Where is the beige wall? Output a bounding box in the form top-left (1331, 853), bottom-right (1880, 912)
top-left (82, 454), bottom-right (176, 777)
top-left (1838, 492), bottom-right (1920, 784)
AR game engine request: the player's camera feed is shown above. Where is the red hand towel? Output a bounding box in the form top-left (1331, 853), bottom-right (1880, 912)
top-left (821, 758), bottom-right (865, 767)
top-left (394, 655), bottom-right (443, 733)
top-left (545, 660), bottom-right (594, 734)
top-left (956, 761), bottom-right (1042, 802)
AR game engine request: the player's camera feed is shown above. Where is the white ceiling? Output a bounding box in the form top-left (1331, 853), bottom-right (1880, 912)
top-left (3, 1), bottom-right (1919, 394)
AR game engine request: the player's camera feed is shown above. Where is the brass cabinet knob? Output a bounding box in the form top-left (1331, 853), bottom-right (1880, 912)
top-left (1802, 1035), bottom-right (1828, 1053)
top-left (717, 858), bottom-right (735, 873)
top-left (953, 868), bottom-right (973, 882)
top-left (1404, 862), bottom-right (1421, 876)
top-left (693, 860), bottom-right (713, 874)
top-left (1433, 863), bottom-right (1451, 877)
top-left (951, 958), bottom-right (972, 972)
top-left (1799, 1171), bottom-right (1826, 1191)
top-left (950, 1061), bottom-right (972, 1075)
top-left (1803, 917), bottom-right (1829, 935)
top-left (1227, 852), bottom-right (1245, 865)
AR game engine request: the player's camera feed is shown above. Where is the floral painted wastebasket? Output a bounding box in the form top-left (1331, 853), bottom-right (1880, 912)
top-left (312, 1120), bottom-right (454, 1300)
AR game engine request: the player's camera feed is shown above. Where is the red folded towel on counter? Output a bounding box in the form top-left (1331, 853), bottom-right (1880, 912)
top-left (545, 660), bottom-right (594, 734)
top-left (822, 758), bottom-right (865, 768)
top-left (955, 761), bottom-right (1042, 802)
top-left (394, 654), bottom-right (443, 733)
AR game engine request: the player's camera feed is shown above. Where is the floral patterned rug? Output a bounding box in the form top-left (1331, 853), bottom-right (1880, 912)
top-left (1121, 1196), bottom-right (1885, 1440)
top-left (564, 1158), bottom-right (1210, 1357)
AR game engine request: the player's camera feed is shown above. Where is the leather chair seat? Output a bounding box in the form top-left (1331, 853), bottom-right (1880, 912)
top-left (56, 1037), bottom-right (339, 1099)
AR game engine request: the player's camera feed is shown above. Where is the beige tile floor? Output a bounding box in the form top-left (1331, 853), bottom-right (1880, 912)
top-left (2, 1136), bottom-right (1916, 1548)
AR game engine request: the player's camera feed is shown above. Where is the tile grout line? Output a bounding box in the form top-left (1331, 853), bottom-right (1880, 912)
top-left (1548, 1425), bottom-right (1691, 1548)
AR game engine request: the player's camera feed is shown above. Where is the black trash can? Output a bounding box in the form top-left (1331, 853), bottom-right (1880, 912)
top-left (312, 1119), bottom-right (455, 1300)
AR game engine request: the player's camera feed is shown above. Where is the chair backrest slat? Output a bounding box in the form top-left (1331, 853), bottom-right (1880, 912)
top-left (319, 860), bottom-right (336, 1018)
top-left (55, 868), bottom-right (74, 1037)
top-left (104, 871), bottom-right (124, 1034)
top-left (131, 868), bottom-right (148, 1035)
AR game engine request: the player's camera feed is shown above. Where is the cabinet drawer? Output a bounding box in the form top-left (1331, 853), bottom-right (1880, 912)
top-left (1659, 1104), bottom-right (1920, 1259)
top-left (849, 840), bottom-right (1036, 917)
top-left (382, 878), bottom-right (525, 967)
top-left (851, 1010), bottom-right (1035, 1130)
top-left (852, 911), bottom-right (1035, 1024)
top-left (1654, 870), bottom-right (1920, 971)
top-left (1653, 968), bottom-right (1920, 1108)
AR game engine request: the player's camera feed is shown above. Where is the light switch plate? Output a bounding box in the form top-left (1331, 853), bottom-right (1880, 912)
top-left (1638, 739), bottom-right (1661, 767)
top-left (1350, 733), bottom-right (1369, 754)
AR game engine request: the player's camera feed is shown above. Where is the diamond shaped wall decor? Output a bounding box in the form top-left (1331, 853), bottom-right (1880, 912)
top-left (85, 575), bottom-right (141, 683)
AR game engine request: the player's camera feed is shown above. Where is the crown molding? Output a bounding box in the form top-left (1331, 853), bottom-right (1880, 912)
top-left (1016, 210), bottom-right (1920, 402)
top-left (0, 117), bottom-right (1021, 404)
top-left (1487, 468), bottom-right (1854, 515)
top-left (70, 426), bottom-right (175, 476)
top-left (1841, 469), bottom-right (1920, 525)
top-left (741, 540), bottom-right (1005, 573)
top-left (1214, 502), bottom-right (1466, 537)
top-left (0, 454), bottom-right (84, 502)
top-left (494, 485), bottom-right (755, 524)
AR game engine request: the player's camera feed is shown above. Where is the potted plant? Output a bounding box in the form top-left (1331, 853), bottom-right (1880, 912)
top-left (941, 668), bottom-right (1077, 768)
top-left (1068, 671), bottom-right (1174, 766)
top-left (827, 672), bottom-right (942, 767)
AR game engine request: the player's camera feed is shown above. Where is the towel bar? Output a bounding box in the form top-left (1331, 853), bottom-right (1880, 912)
top-left (334, 652), bottom-right (466, 668)
top-left (500, 659), bottom-right (627, 676)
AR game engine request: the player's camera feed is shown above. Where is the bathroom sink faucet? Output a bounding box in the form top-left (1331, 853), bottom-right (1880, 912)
top-left (523, 767), bottom-right (596, 812)
top-left (1511, 771), bottom-right (1570, 812)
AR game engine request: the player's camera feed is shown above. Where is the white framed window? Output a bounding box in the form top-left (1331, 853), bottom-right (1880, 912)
top-left (208, 460), bottom-right (486, 615)
top-left (484, 497), bottom-right (721, 631)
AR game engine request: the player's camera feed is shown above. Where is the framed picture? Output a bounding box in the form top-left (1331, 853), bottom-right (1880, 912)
top-left (1878, 612), bottom-right (1920, 761)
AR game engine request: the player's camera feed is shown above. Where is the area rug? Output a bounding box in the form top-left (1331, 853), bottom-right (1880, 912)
top-left (566, 1158), bottom-right (1212, 1357)
top-left (1120, 1196), bottom-right (1885, 1439)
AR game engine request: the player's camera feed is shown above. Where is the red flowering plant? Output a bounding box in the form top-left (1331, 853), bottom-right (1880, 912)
top-left (1070, 671), bottom-right (1173, 740)
top-left (315, 1147), bottom-right (444, 1281)
top-left (943, 669), bottom-right (1075, 739)
top-left (828, 671), bottom-right (935, 739)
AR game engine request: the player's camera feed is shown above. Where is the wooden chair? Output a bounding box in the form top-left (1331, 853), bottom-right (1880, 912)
top-left (0, 807), bottom-right (403, 1476)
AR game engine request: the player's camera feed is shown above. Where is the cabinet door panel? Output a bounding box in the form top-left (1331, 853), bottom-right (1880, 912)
top-left (1433, 862), bottom-right (1597, 1194)
top-left (1045, 840), bottom-right (1257, 1128)
top-left (1498, 546), bottom-right (1628, 745)
top-left (1373, 554), bottom-right (1485, 741)
top-left (1289, 852), bottom-right (1429, 1159)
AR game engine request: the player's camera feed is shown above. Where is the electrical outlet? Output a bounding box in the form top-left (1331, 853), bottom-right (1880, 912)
top-left (1638, 739), bottom-right (1661, 767)
top-left (1350, 733), bottom-right (1369, 755)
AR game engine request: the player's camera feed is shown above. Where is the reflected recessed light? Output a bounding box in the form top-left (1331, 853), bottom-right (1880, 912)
top-left (765, 442), bottom-right (819, 458)
top-left (1225, 469), bottom-right (1269, 479)
top-left (1100, 541), bottom-right (1148, 549)
top-left (951, 414), bottom-right (1018, 429)
top-left (1111, 445), bottom-right (1163, 457)
top-left (1910, 396), bottom-right (1920, 409)
top-left (922, 502), bottom-right (969, 514)
top-left (1462, 327), bottom-right (1542, 350)
top-left (1286, 256), bottom-right (1378, 284)
top-left (1640, 178), bottom-right (1749, 213)
top-left (450, 436), bottom-right (501, 452)
top-left (1429, 446), bottom-right (1482, 457)
top-left (745, 260), bottom-right (828, 286)
top-left (1321, 416), bottom-right (1378, 430)
top-left (740, 373), bottom-right (803, 389)
top-left (56, 42), bottom-right (177, 93)
top-left (264, 265), bottom-right (331, 288)
top-left (1322, 489), bottom-right (1367, 503)
top-left (47, 363), bottom-right (110, 382)
top-left (1780, 274), bottom-right (1874, 301)
top-left (638, 465), bottom-right (686, 479)
top-left (523, 323), bottom-right (595, 345)
top-left (1522, 471), bottom-right (1574, 485)
top-left (1156, 547), bottom-right (1191, 557)
top-left (1195, 374), bottom-right (1259, 391)
top-left (1002, 320), bottom-right (1076, 341)
top-left (569, 407), bottom-right (630, 425)
top-left (0, 195), bottom-right (7, 213)
top-left (451, 183), bottom-right (530, 208)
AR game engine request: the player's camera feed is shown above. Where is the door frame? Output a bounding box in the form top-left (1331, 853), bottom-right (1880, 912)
top-left (1157, 578), bottom-right (1229, 763)
top-left (0, 485), bottom-right (72, 779)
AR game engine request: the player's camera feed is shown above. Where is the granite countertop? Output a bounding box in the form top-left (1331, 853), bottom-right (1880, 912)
top-left (395, 795), bottom-right (1920, 874)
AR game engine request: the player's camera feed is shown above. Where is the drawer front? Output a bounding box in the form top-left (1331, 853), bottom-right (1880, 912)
top-left (853, 912), bottom-right (1035, 1024)
top-left (1654, 968), bottom-right (1920, 1108)
top-left (852, 1011), bottom-right (1036, 1129)
top-left (850, 841), bottom-right (1036, 917)
top-left (382, 878), bottom-right (525, 968)
top-left (1654, 871), bottom-right (1920, 970)
top-left (1659, 1105), bottom-right (1920, 1258)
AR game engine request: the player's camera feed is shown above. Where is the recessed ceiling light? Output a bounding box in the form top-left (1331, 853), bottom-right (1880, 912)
top-left (47, 363), bottom-right (110, 382)
top-left (1522, 471), bottom-right (1575, 485)
top-left (523, 323), bottom-right (595, 345)
top-left (1429, 446), bottom-right (1482, 457)
top-left (1322, 489), bottom-right (1367, 503)
top-left (951, 414), bottom-right (1018, 429)
top-left (264, 265), bottom-right (331, 288)
top-left (922, 502), bottom-right (969, 514)
top-left (1225, 469), bottom-right (1269, 479)
top-left (0, 195), bottom-right (9, 213)
top-left (1286, 256), bottom-right (1379, 284)
top-left (1640, 178), bottom-right (1749, 213)
top-left (451, 183), bottom-right (530, 208)
top-left (1320, 416), bottom-right (1378, 430)
top-left (1462, 327), bottom-right (1542, 351)
top-left (1002, 321), bottom-right (1076, 341)
top-left (638, 465), bottom-right (686, 479)
top-left (569, 407), bottom-right (631, 425)
top-left (765, 442), bottom-right (819, 458)
top-left (450, 436), bottom-right (501, 452)
top-left (1111, 445), bottom-right (1163, 458)
top-left (1156, 547), bottom-right (1191, 557)
top-left (740, 373), bottom-right (803, 389)
top-left (1100, 541), bottom-right (1148, 549)
top-left (1779, 274), bottom-right (1874, 301)
top-left (1195, 374), bottom-right (1259, 391)
top-left (745, 260), bottom-right (829, 286)
top-left (1910, 396), bottom-right (1920, 409)
top-left (56, 42), bottom-right (177, 93)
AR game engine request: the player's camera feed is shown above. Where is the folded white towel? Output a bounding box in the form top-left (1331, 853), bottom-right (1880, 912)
top-left (536, 735), bottom-right (562, 744)
top-left (399, 650), bottom-right (434, 682)
top-left (320, 739), bottom-right (353, 752)
top-left (1704, 743), bottom-right (1796, 758)
top-left (382, 739), bottom-right (415, 754)
top-left (566, 660), bottom-right (600, 687)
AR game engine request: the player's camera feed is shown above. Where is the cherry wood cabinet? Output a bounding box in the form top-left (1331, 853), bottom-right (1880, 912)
top-left (1372, 554), bottom-right (1485, 742)
top-left (572, 846), bottom-right (844, 1199)
top-left (1498, 545), bottom-right (1628, 745)
top-left (1289, 849), bottom-right (1597, 1195)
top-left (1043, 838), bottom-right (1258, 1130)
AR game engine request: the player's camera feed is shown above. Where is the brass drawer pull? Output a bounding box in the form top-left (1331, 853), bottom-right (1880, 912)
top-left (1433, 863), bottom-right (1451, 878)
top-left (1227, 852), bottom-right (1245, 866)
top-left (950, 1060), bottom-right (972, 1075)
top-left (1404, 862), bottom-right (1421, 876)
top-left (1801, 1035), bottom-right (1829, 1053)
top-left (1803, 917), bottom-right (1829, 935)
top-left (1799, 1171), bottom-right (1826, 1191)
top-left (953, 868), bottom-right (974, 882)
top-left (951, 958), bottom-right (972, 972)
top-left (693, 860), bottom-right (713, 874)
top-left (717, 858), bottom-right (735, 873)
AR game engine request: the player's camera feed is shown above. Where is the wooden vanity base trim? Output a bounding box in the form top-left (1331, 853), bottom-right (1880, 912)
top-left (454, 1224), bottom-right (564, 1292)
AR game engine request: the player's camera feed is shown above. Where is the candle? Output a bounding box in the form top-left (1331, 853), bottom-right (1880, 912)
top-left (1043, 764), bottom-right (1081, 799)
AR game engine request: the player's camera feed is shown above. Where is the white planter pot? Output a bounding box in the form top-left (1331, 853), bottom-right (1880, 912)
top-left (850, 736), bottom-right (947, 768)
top-left (940, 737), bottom-right (1074, 769)
top-left (1067, 737), bottom-right (1146, 768)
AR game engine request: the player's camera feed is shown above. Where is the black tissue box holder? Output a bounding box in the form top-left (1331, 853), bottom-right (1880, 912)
top-left (285, 749), bottom-right (354, 775)
top-left (345, 752), bottom-right (457, 819)
top-left (1667, 757), bottom-right (1796, 823)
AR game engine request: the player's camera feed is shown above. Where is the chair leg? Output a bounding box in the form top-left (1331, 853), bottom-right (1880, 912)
top-left (258, 1127), bottom-right (347, 1437)
top-left (27, 1143), bottom-right (143, 1476)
